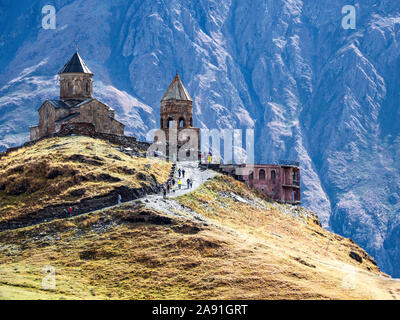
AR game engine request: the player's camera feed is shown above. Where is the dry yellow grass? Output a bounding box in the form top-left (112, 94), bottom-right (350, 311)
top-left (175, 175), bottom-right (400, 299)
top-left (0, 136), bottom-right (171, 223)
top-left (1, 175), bottom-right (400, 300)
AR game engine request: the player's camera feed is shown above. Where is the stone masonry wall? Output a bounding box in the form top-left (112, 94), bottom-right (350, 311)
top-left (160, 99), bottom-right (193, 129)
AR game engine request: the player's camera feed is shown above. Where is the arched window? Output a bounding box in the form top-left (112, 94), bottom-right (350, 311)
top-left (74, 79), bottom-right (81, 93)
top-left (249, 171), bottom-right (254, 180)
top-left (190, 117), bottom-right (193, 126)
top-left (259, 169), bottom-right (266, 180)
top-left (67, 81), bottom-right (72, 94)
top-left (167, 117), bottom-right (174, 128)
top-left (179, 117), bottom-right (185, 128)
top-left (271, 170), bottom-right (276, 180)
top-left (86, 82), bottom-right (90, 93)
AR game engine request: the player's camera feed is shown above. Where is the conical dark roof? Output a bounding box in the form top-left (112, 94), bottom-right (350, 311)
top-left (58, 51), bottom-right (92, 74)
top-left (161, 73), bottom-right (192, 101)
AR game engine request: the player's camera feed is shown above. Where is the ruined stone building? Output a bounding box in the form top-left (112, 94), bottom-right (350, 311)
top-left (30, 50), bottom-right (124, 141)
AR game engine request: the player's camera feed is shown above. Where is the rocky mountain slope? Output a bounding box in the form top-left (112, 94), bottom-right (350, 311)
top-left (1, 137), bottom-right (400, 299)
top-left (0, 1), bottom-right (400, 276)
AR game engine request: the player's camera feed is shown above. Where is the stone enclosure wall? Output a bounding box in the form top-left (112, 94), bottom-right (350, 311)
top-left (59, 122), bottom-right (97, 136)
top-left (3, 123), bottom-right (149, 161)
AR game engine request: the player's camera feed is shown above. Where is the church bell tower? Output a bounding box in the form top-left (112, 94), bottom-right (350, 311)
top-left (158, 73), bottom-right (200, 161)
top-left (160, 73), bottom-right (193, 130)
top-left (58, 48), bottom-right (93, 101)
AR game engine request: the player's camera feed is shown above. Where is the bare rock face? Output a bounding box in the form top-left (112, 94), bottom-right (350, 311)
top-left (1, 1), bottom-right (400, 276)
top-left (350, 251), bottom-right (363, 264)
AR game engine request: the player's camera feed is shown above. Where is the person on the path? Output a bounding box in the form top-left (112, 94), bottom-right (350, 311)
top-left (69, 207), bottom-right (73, 218)
top-left (190, 179), bottom-right (193, 188)
top-left (64, 208), bottom-right (68, 217)
top-left (187, 178), bottom-right (190, 189)
top-left (182, 169), bottom-right (185, 178)
top-left (178, 179), bottom-right (182, 189)
top-left (172, 178), bottom-right (175, 186)
top-left (163, 186), bottom-right (167, 199)
top-left (178, 168), bottom-right (182, 177)
top-left (117, 194), bottom-right (122, 204)
top-left (167, 184), bottom-right (170, 193)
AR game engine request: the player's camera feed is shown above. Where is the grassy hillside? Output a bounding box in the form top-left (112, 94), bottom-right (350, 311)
top-left (0, 136), bottom-right (171, 225)
top-left (1, 168), bottom-right (400, 299)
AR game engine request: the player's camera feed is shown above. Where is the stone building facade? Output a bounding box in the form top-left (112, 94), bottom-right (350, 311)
top-left (30, 50), bottom-right (124, 141)
top-left (219, 162), bottom-right (301, 204)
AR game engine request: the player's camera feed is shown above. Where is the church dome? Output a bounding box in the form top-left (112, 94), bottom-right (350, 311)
top-left (58, 51), bottom-right (93, 74)
top-left (161, 73), bottom-right (192, 101)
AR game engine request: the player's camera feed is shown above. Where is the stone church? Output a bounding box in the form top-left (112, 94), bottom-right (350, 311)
top-left (30, 50), bottom-right (124, 141)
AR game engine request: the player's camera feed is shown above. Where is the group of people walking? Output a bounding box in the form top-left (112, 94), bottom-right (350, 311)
top-left (65, 165), bottom-right (196, 216)
top-left (162, 166), bottom-right (194, 199)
